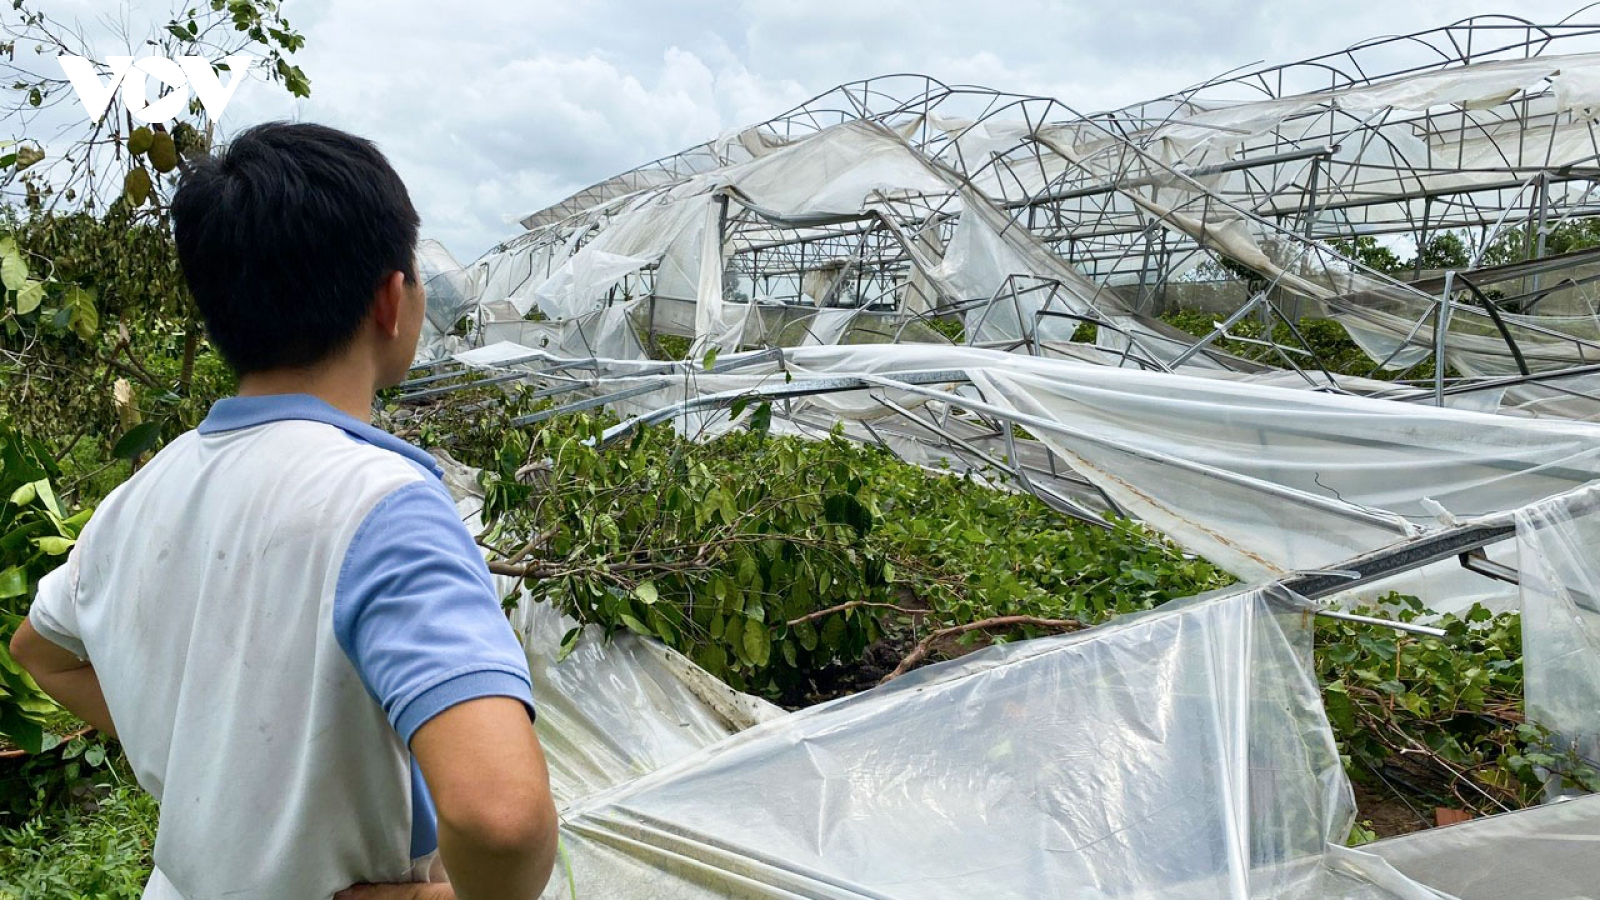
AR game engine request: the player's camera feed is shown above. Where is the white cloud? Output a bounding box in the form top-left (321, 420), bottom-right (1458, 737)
top-left (12, 0), bottom-right (1599, 258)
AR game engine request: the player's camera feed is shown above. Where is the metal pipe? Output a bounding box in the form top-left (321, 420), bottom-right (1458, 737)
top-left (1434, 271), bottom-right (1456, 406)
top-left (1314, 608), bottom-right (1448, 638)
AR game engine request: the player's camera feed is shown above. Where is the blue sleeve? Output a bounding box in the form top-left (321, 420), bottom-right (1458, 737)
top-left (334, 480), bottom-right (535, 744)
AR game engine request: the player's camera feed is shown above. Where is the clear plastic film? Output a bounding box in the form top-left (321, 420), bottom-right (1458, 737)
top-left (1515, 483), bottom-right (1600, 793)
top-left (1354, 793), bottom-right (1600, 900)
top-left (535, 585), bottom-right (1441, 899)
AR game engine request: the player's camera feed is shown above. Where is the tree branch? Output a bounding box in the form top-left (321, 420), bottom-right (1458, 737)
top-left (787, 600), bottom-right (927, 626)
top-left (883, 615), bottom-right (1084, 682)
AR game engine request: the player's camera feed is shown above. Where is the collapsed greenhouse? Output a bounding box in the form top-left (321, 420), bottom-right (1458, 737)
top-left (406, 14), bottom-right (1600, 899)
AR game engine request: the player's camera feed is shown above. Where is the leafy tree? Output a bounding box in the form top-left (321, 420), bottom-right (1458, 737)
top-left (1415, 232), bottom-right (1471, 271)
top-left (0, 1), bottom-right (309, 465)
top-left (1329, 236), bottom-right (1405, 275)
top-left (1483, 219), bottom-right (1600, 267)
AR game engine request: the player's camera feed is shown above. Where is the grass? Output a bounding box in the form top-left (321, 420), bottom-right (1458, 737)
top-left (0, 756), bottom-right (155, 899)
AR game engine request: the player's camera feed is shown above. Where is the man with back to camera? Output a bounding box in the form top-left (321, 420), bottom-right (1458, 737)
top-left (8, 122), bottom-right (559, 899)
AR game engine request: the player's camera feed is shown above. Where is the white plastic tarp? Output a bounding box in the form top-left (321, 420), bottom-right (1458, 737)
top-left (540, 584), bottom-right (1444, 899)
top-left (532, 195), bottom-right (715, 321)
top-left (1356, 793), bottom-right (1600, 900)
top-left (719, 120), bottom-right (950, 219)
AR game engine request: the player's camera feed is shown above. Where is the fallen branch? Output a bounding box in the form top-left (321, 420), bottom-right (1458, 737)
top-left (883, 615), bottom-right (1084, 682)
top-left (787, 600), bottom-right (927, 626)
top-left (487, 560), bottom-right (559, 580)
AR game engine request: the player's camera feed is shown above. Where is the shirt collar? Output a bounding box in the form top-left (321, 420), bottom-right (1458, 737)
top-left (198, 393), bottom-right (442, 478)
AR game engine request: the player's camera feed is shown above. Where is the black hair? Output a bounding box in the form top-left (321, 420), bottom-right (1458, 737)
top-left (171, 121), bottom-right (421, 375)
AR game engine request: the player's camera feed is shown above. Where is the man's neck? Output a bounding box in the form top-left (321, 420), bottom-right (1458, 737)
top-left (236, 356), bottom-right (378, 423)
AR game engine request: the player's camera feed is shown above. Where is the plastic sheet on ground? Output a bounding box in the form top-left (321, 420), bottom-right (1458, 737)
top-left (1357, 793), bottom-right (1600, 900)
top-left (535, 584), bottom-right (1449, 899)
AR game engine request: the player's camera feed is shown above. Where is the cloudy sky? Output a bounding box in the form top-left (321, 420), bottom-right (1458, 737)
top-left (12, 0), bottom-right (1597, 259)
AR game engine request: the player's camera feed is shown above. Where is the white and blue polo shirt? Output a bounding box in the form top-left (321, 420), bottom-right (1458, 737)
top-left (27, 394), bottom-right (535, 899)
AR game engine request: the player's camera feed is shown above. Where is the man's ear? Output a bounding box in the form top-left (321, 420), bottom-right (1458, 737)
top-left (370, 270), bottom-right (409, 339)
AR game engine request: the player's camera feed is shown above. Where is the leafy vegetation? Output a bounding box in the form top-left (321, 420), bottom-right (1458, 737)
top-left (0, 758), bottom-right (156, 900)
top-left (0, 429), bottom-right (91, 753)
top-left (1157, 308), bottom-right (1437, 380)
top-left (431, 393), bottom-right (1229, 698)
top-left (1318, 595), bottom-right (1596, 823)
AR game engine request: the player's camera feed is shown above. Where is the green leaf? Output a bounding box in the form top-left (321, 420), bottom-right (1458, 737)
top-left (563, 627), bottom-right (588, 662)
top-left (618, 613), bottom-right (652, 637)
top-left (66, 284), bottom-right (98, 340)
top-left (724, 616), bottom-right (746, 664)
top-left (34, 536), bottom-right (73, 555)
top-left (821, 614), bottom-right (848, 652)
top-left (633, 580), bottom-right (659, 605)
top-left (0, 565), bottom-right (26, 599)
top-left (32, 478), bottom-right (62, 519)
top-left (112, 421), bottom-right (163, 460)
top-left (649, 608), bottom-right (677, 645)
top-left (0, 703), bottom-right (43, 755)
top-left (743, 619), bottom-right (770, 668)
top-left (0, 248), bottom-right (26, 291)
top-left (748, 401), bottom-right (772, 436)
top-left (823, 493), bottom-right (873, 538)
top-left (14, 279), bottom-right (43, 315)
top-left (701, 347), bottom-right (718, 371)
top-left (9, 481), bottom-right (37, 506)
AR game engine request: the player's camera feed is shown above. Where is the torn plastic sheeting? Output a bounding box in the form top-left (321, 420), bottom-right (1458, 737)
top-left (954, 364), bottom-right (1595, 609)
top-left (1143, 54), bottom-right (1589, 152)
top-left (719, 120), bottom-right (950, 219)
top-left (430, 339), bottom-right (1600, 608)
top-left (533, 195), bottom-right (715, 321)
top-left (479, 304), bottom-right (648, 362)
top-left (1329, 299), bottom-right (1600, 378)
top-left (769, 343), bottom-right (1600, 528)
top-left (541, 585), bottom-right (1449, 899)
top-left (685, 195), bottom-right (750, 356)
top-left (943, 175), bottom-right (1220, 369)
top-left (508, 593), bottom-right (784, 807)
top-left (1515, 483), bottom-right (1600, 793)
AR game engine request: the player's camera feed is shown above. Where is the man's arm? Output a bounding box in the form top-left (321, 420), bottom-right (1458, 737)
top-left (10, 618), bottom-right (117, 739)
top-left (413, 696), bottom-right (558, 899)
